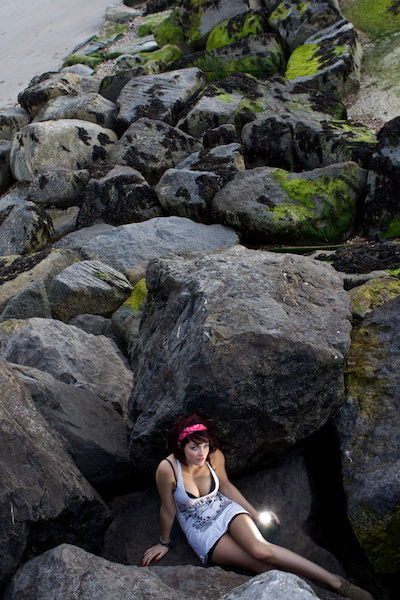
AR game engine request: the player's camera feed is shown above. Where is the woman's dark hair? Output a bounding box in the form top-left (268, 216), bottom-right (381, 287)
top-left (169, 413), bottom-right (218, 465)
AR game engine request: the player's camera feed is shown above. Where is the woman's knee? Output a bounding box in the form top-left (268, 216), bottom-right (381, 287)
top-left (251, 541), bottom-right (275, 563)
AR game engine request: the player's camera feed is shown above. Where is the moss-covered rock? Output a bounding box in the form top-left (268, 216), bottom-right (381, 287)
top-left (336, 295), bottom-right (400, 574)
top-left (153, 10), bottom-right (185, 47)
top-left (171, 34), bottom-right (284, 82)
top-left (349, 277), bottom-right (400, 318)
top-left (206, 10), bottom-right (268, 50)
top-left (341, 0), bottom-right (400, 38)
top-left (211, 161), bottom-right (367, 244)
top-left (138, 9), bottom-right (173, 37)
top-left (133, 44), bottom-right (183, 72)
top-left (286, 19), bottom-right (361, 100)
top-left (269, 0), bottom-right (342, 51)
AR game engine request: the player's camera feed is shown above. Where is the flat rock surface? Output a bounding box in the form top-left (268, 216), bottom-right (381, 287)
top-left (80, 216), bottom-right (239, 283)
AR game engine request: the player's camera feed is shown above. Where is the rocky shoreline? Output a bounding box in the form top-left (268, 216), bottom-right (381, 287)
top-left (0, 1), bottom-right (400, 598)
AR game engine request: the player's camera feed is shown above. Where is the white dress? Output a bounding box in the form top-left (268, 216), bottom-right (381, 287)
top-left (173, 459), bottom-right (249, 564)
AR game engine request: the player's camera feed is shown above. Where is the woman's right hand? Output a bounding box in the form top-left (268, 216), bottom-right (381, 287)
top-left (140, 543), bottom-right (169, 566)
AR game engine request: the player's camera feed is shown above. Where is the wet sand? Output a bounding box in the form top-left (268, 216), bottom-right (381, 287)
top-left (0, 0), bottom-right (120, 107)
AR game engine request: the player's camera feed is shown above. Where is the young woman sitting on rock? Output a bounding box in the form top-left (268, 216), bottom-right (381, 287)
top-left (141, 413), bottom-right (374, 600)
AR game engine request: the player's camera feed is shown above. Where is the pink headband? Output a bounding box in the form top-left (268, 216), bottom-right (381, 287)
top-left (178, 424), bottom-right (208, 441)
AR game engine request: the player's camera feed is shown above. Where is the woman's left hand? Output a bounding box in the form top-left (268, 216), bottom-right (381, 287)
top-left (254, 510), bottom-right (281, 527)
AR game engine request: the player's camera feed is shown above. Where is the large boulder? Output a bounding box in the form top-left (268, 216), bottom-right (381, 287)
top-left (0, 318), bottom-right (133, 416)
top-left (156, 144), bottom-right (245, 222)
top-left (0, 107), bottom-right (30, 140)
top-left (206, 10), bottom-right (269, 51)
top-left (171, 34), bottom-right (284, 82)
top-left (28, 168), bottom-right (90, 209)
top-left (115, 68), bottom-right (206, 132)
top-left (211, 162), bottom-right (367, 244)
top-left (0, 280), bottom-right (51, 322)
top-left (0, 249), bottom-right (78, 313)
top-left (99, 67), bottom-right (146, 103)
top-left (128, 246), bottom-right (351, 472)
top-left (335, 295), bottom-right (400, 575)
top-left (48, 260), bottom-right (133, 322)
top-left (269, 0), bottom-right (342, 52)
top-left (10, 120), bottom-right (117, 182)
top-left (285, 19), bottom-right (361, 100)
top-left (364, 117), bottom-right (400, 239)
top-left (110, 118), bottom-right (202, 184)
top-left (35, 93), bottom-right (117, 130)
top-left (0, 361), bottom-right (108, 588)
top-left (77, 165), bottom-right (162, 227)
top-left (53, 223), bottom-right (115, 251)
top-left (241, 110), bottom-right (376, 171)
top-left (3, 544), bottom-right (248, 600)
top-left (80, 216), bottom-right (239, 283)
top-left (0, 202), bottom-right (54, 255)
top-left (11, 364), bottom-right (134, 493)
top-left (18, 71), bottom-right (98, 116)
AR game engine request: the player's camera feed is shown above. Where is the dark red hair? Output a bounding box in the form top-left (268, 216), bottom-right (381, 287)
top-left (169, 413), bottom-right (218, 465)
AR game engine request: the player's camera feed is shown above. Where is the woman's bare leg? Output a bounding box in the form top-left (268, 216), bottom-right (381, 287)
top-left (227, 514), bottom-right (341, 592)
top-left (210, 532), bottom-right (272, 574)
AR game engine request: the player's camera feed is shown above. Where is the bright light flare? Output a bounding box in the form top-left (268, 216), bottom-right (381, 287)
top-left (259, 511), bottom-right (273, 526)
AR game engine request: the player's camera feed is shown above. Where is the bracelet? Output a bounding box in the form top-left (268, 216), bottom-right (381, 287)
top-left (159, 537), bottom-right (172, 548)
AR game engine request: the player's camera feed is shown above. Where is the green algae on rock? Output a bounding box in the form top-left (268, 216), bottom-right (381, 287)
top-left (211, 161), bottom-right (366, 244)
top-left (138, 9), bottom-right (173, 37)
top-left (341, 0), bottom-right (400, 38)
top-left (170, 34), bottom-right (284, 81)
top-left (206, 10), bottom-right (268, 50)
top-left (337, 295), bottom-right (400, 574)
top-left (349, 277), bottom-right (400, 318)
top-left (285, 19), bottom-right (361, 100)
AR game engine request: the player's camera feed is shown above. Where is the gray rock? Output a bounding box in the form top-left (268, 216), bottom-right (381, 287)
top-left (0, 361), bottom-right (108, 588)
top-left (18, 71), bottom-right (98, 115)
top-left (35, 93), bottom-right (117, 130)
top-left (0, 202), bottom-right (54, 255)
top-left (364, 117), bottom-right (400, 239)
top-left (241, 110), bottom-right (376, 171)
top-left (269, 0), bottom-right (342, 52)
top-left (47, 206), bottom-right (80, 241)
top-left (10, 120), bottom-right (117, 182)
top-left (211, 162), bottom-right (367, 244)
top-left (99, 67), bottom-right (146, 103)
top-left (179, 92), bottom-right (244, 139)
top-left (0, 318), bottom-right (133, 416)
top-left (48, 260), bottom-right (133, 322)
top-left (69, 314), bottom-right (115, 339)
top-left (28, 168), bottom-right (90, 208)
top-left (80, 216), bottom-right (239, 283)
top-left (110, 118), bottom-right (203, 184)
top-left (286, 20), bottom-right (361, 100)
top-left (3, 543), bottom-right (249, 600)
top-left (0, 139), bottom-right (11, 194)
top-left (335, 295), bottom-right (400, 575)
top-left (11, 364), bottom-right (134, 492)
top-left (115, 68), bottom-right (206, 132)
top-left (0, 249), bottom-right (78, 312)
top-left (77, 165), bottom-right (162, 227)
top-left (106, 5), bottom-right (143, 22)
top-left (156, 144), bottom-right (245, 221)
top-left (61, 64), bottom-right (95, 76)
top-left (111, 278), bottom-right (148, 353)
top-left (0, 185), bottom-right (29, 212)
top-left (129, 246), bottom-right (351, 472)
top-left (0, 280), bottom-right (51, 322)
top-left (115, 34), bottom-right (158, 55)
top-left (53, 223), bottom-right (116, 251)
top-left (221, 571), bottom-right (319, 600)
top-left (202, 124), bottom-right (238, 148)
top-left (0, 107), bottom-right (30, 140)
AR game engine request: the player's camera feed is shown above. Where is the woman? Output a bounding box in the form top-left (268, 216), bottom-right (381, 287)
top-left (141, 413), bottom-right (374, 600)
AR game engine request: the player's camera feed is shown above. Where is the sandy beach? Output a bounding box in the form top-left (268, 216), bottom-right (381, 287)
top-left (0, 0), bottom-right (120, 107)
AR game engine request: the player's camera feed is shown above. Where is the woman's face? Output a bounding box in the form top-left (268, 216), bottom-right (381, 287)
top-left (183, 438), bottom-right (210, 467)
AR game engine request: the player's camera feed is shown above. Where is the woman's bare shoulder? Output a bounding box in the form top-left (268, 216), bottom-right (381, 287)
top-left (210, 448), bottom-right (225, 466)
top-left (157, 454), bottom-right (176, 477)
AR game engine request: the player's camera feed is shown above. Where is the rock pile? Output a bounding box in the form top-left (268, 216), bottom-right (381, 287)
top-left (0, 0), bottom-right (399, 598)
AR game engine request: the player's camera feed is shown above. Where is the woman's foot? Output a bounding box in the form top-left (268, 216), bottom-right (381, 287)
top-left (337, 576), bottom-right (374, 600)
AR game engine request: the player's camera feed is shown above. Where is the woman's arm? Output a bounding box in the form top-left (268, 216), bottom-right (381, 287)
top-left (212, 449), bottom-right (280, 525)
top-left (141, 460), bottom-right (177, 566)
